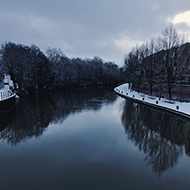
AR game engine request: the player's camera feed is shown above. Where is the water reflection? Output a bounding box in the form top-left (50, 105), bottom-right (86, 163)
top-left (0, 107), bottom-right (17, 132)
top-left (121, 99), bottom-right (190, 175)
top-left (0, 87), bottom-right (117, 145)
top-left (2, 86), bottom-right (190, 178)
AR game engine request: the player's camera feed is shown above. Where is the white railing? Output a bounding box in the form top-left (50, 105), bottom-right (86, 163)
top-left (0, 91), bottom-right (14, 101)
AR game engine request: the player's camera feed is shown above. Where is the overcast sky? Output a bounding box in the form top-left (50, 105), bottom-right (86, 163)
top-left (1, 0), bottom-right (190, 66)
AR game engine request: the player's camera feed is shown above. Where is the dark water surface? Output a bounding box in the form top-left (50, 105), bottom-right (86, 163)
top-left (1, 86), bottom-right (190, 190)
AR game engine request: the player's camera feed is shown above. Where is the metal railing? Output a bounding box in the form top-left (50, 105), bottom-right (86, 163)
top-left (0, 91), bottom-right (14, 101)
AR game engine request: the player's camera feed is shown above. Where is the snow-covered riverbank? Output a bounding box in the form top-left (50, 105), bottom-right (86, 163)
top-left (114, 83), bottom-right (190, 119)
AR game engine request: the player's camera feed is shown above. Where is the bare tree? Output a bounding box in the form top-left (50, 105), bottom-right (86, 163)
top-left (158, 25), bottom-right (181, 99)
top-left (124, 46), bottom-right (143, 91)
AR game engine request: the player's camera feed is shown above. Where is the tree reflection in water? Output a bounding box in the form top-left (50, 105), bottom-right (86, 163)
top-left (121, 99), bottom-right (190, 176)
top-left (0, 86), bottom-right (117, 145)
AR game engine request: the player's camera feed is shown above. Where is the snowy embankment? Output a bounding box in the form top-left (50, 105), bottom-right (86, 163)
top-left (114, 83), bottom-right (190, 119)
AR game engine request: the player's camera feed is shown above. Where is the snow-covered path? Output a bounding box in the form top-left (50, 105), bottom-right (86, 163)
top-left (114, 83), bottom-right (190, 119)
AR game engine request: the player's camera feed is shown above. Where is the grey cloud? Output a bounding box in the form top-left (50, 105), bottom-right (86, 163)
top-left (0, 0), bottom-right (190, 66)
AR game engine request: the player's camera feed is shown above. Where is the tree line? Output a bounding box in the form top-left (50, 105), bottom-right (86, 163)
top-left (124, 25), bottom-right (189, 99)
top-left (0, 42), bottom-right (124, 94)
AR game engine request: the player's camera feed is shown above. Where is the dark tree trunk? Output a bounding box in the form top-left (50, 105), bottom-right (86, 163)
top-left (168, 84), bottom-right (172, 99)
top-left (149, 83), bottom-right (152, 95)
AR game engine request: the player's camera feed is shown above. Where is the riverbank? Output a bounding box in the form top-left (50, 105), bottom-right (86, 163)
top-left (114, 83), bottom-right (190, 119)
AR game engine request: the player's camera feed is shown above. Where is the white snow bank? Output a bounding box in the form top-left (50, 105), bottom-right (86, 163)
top-left (114, 83), bottom-right (190, 118)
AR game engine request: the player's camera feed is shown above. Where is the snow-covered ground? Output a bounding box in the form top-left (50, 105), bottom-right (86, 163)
top-left (114, 83), bottom-right (190, 118)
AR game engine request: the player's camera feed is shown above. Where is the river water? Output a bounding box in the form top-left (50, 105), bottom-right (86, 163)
top-left (0, 86), bottom-right (190, 190)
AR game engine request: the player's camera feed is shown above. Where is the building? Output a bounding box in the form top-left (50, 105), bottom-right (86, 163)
top-left (140, 42), bottom-right (190, 100)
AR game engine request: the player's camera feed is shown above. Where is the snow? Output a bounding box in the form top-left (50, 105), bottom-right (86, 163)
top-left (114, 83), bottom-right (190, 118)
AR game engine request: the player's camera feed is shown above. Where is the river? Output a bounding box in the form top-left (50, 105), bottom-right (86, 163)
top-left (0, 86), bottom-right (190, 190)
